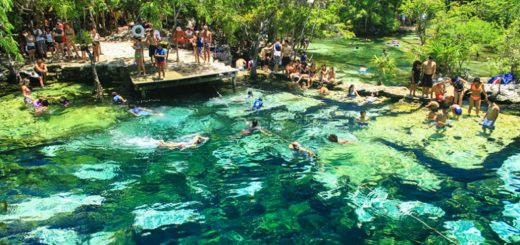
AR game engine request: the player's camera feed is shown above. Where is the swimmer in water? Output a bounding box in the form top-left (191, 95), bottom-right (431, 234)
top-left (288, 141), bottom-right (315, 158)
top-left (240, 119), bottom-right (271, 136)
top-left (328, 134), bottom-right (351, 144)
top-left (252, 98), bottom-right (263, 111)
top-left (481, 95), bottom-right (500, 135)
top-left (427, 106), bottom-right (438, 121)
top-left (128, 105), bottom-right (162, 117)
top-left (355, 111), bottom-right (370, 127)
top-left (430, 107), bottom-right (447, 130)
top-left (158, 134), bottom-right (209, 150)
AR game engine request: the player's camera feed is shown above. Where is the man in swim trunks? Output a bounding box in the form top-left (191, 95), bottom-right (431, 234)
top-left (201, 25), bottom-right (212, 63)
top-left (421, 56), bottom-right (436, 98)
top-left (481, 95), bottom-right (499, 134)
top-left (155, 43), bottom-right (167, 79)
top-left (288, 141), bottom-right (315, 158)
top-left (158, 134), bottom-right (209, 150)
top-left (355, 111), bottom-right (370, 126)
top-left (145, 30), bottom-right (158, 66)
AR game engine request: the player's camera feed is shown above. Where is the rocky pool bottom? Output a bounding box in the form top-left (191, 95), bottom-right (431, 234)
top-left (1, 86), bottom-right (520, 244)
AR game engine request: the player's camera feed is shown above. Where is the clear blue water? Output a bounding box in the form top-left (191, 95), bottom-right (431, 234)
top-left (1, 87), bottom-right (519, 244)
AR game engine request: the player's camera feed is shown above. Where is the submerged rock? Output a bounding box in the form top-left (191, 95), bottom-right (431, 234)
top-left (27, 226), bottom-right (80, 245)
top-left (0, 193), bottom-right (103, 223)
top-left (443, 220), bottom-right (485, 245)
top-left (73, 162), bottom-right (119, 180)
top-left (132, 202), bottom-right (204, 230)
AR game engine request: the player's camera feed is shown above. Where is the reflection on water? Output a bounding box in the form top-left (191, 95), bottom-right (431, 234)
top-left (1, 88), bottom-right (520, 244)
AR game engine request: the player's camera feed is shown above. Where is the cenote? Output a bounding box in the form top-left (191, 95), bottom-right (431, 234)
top-left (1, 83), bottom-right (520, 244)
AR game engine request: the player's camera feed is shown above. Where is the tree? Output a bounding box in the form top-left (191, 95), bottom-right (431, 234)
top-left (422, 5), bottom-right (497, 75)
top-left (497, 20), bottom-right (520, 75)
top-left (400, 0), bottom-right (444, 45)
top-left (371, 54), bottom-right (397, 86)
top-left (0, 0), bottom-right (22, 83)
top-left (76, 31), bottom-right (104, 100)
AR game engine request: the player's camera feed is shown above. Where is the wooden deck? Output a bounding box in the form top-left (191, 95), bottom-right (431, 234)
top-left (131, 63), bottom-right (238, 97)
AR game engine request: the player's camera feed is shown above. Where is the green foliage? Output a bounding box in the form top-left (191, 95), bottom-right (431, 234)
top-left (400, 0), bottom-right (444, 45)
top-left (340, 0), bottom-right (401, 37)
top-left (496, 20), bottom-right (520, 74)
top-left (371, 54), bottom-right (397, 85)
top-left (421, 6), bottom-right (498, 75)
top-left (0, 0), bottom-right (21, 60)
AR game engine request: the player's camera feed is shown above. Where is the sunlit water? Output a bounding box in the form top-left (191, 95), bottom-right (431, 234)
top-left (1, 88), bottom-right (520, 244)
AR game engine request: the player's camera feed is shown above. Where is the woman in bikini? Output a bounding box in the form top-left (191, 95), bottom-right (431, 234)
top-left (133, 38), bottom-right (146, 76)
top-left (468, 77), bottom-right (486, 116)
top-left (64, 23), bottom-right (80, 60)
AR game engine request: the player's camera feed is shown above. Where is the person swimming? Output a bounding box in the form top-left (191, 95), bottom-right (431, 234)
top-left (158, 134), bottom-right (209, 150)
top-left (128, 105), bottom-right (161, 117)
top-left (328, 134), bottom-right (351, 144)
top-left (34, 99), bottom-right (49, 116)
top-left (240, 119), bottom-right (271, 136)
top-left (355, 111), bottom-right (370, 126)
top-left (288, 141), bottom-right (315, 158)
top-left (252, 98), bottom-right (263, 111)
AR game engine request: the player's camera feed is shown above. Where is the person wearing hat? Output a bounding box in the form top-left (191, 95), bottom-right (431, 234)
top-left (468, 77), bottom-right (486, 116)
top-left (154, 42), bottom-right (167, 79)
top-left (432, 78), bottom-right (446, 101)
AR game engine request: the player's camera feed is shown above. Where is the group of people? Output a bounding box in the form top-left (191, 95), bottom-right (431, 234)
top-left (287, 62), bottom-right (338, 91)
top-left (21, 19), bottom-right (101, 63)
top-left (131, 24), bottom-right (214, 79)
top-left (21, 78), bottom-right (70, 116)
top-left (409, 56), bottom-right (500, 134)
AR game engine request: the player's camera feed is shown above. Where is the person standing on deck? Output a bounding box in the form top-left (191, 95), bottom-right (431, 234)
top-left (146, 30), bottom-right (158, 67)
top-left (481, 95), bottom-right (500, 134)
top-left (133, 38), bottom-right (146, 76)
top-left (155, 43), bottom-right (167, 80)
top-left (421, 56), bottom-right (436, 99)
top-left (201, 25), bottom-right (212, 63)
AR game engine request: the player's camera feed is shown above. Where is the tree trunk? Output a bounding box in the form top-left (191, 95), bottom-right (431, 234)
top-left (250, 20), bottom-right (266, 80)
top-left (91, 60), bottom-right (104, 101)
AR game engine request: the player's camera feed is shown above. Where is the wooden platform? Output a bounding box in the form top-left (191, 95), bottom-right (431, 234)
top-left (131, 63), bottom-right (238, 97)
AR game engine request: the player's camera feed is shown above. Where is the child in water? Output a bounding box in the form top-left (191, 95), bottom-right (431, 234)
top-left (355, 111), bottom-right (370, 127)
top-left (481, 95), bottom-right (500, 134)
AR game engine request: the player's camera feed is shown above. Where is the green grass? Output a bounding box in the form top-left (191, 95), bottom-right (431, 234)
top-left (308, 34), bottom-right (497, 86)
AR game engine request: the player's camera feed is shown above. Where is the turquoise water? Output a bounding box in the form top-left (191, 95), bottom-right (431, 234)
top-left (1, 88), bottom-right (520, 244)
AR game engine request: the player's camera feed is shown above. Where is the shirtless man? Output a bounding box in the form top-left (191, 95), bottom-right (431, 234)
top-left (421, 56), bottom-right (436, 99)
top-left (201, 25), bottom-right (212, 63)
top-left (159, 134), bottom-right (209, 150)
top-left (145, 30), bottom-right (158, 66)
top-left (481, 95), bottom-right (500, 134)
